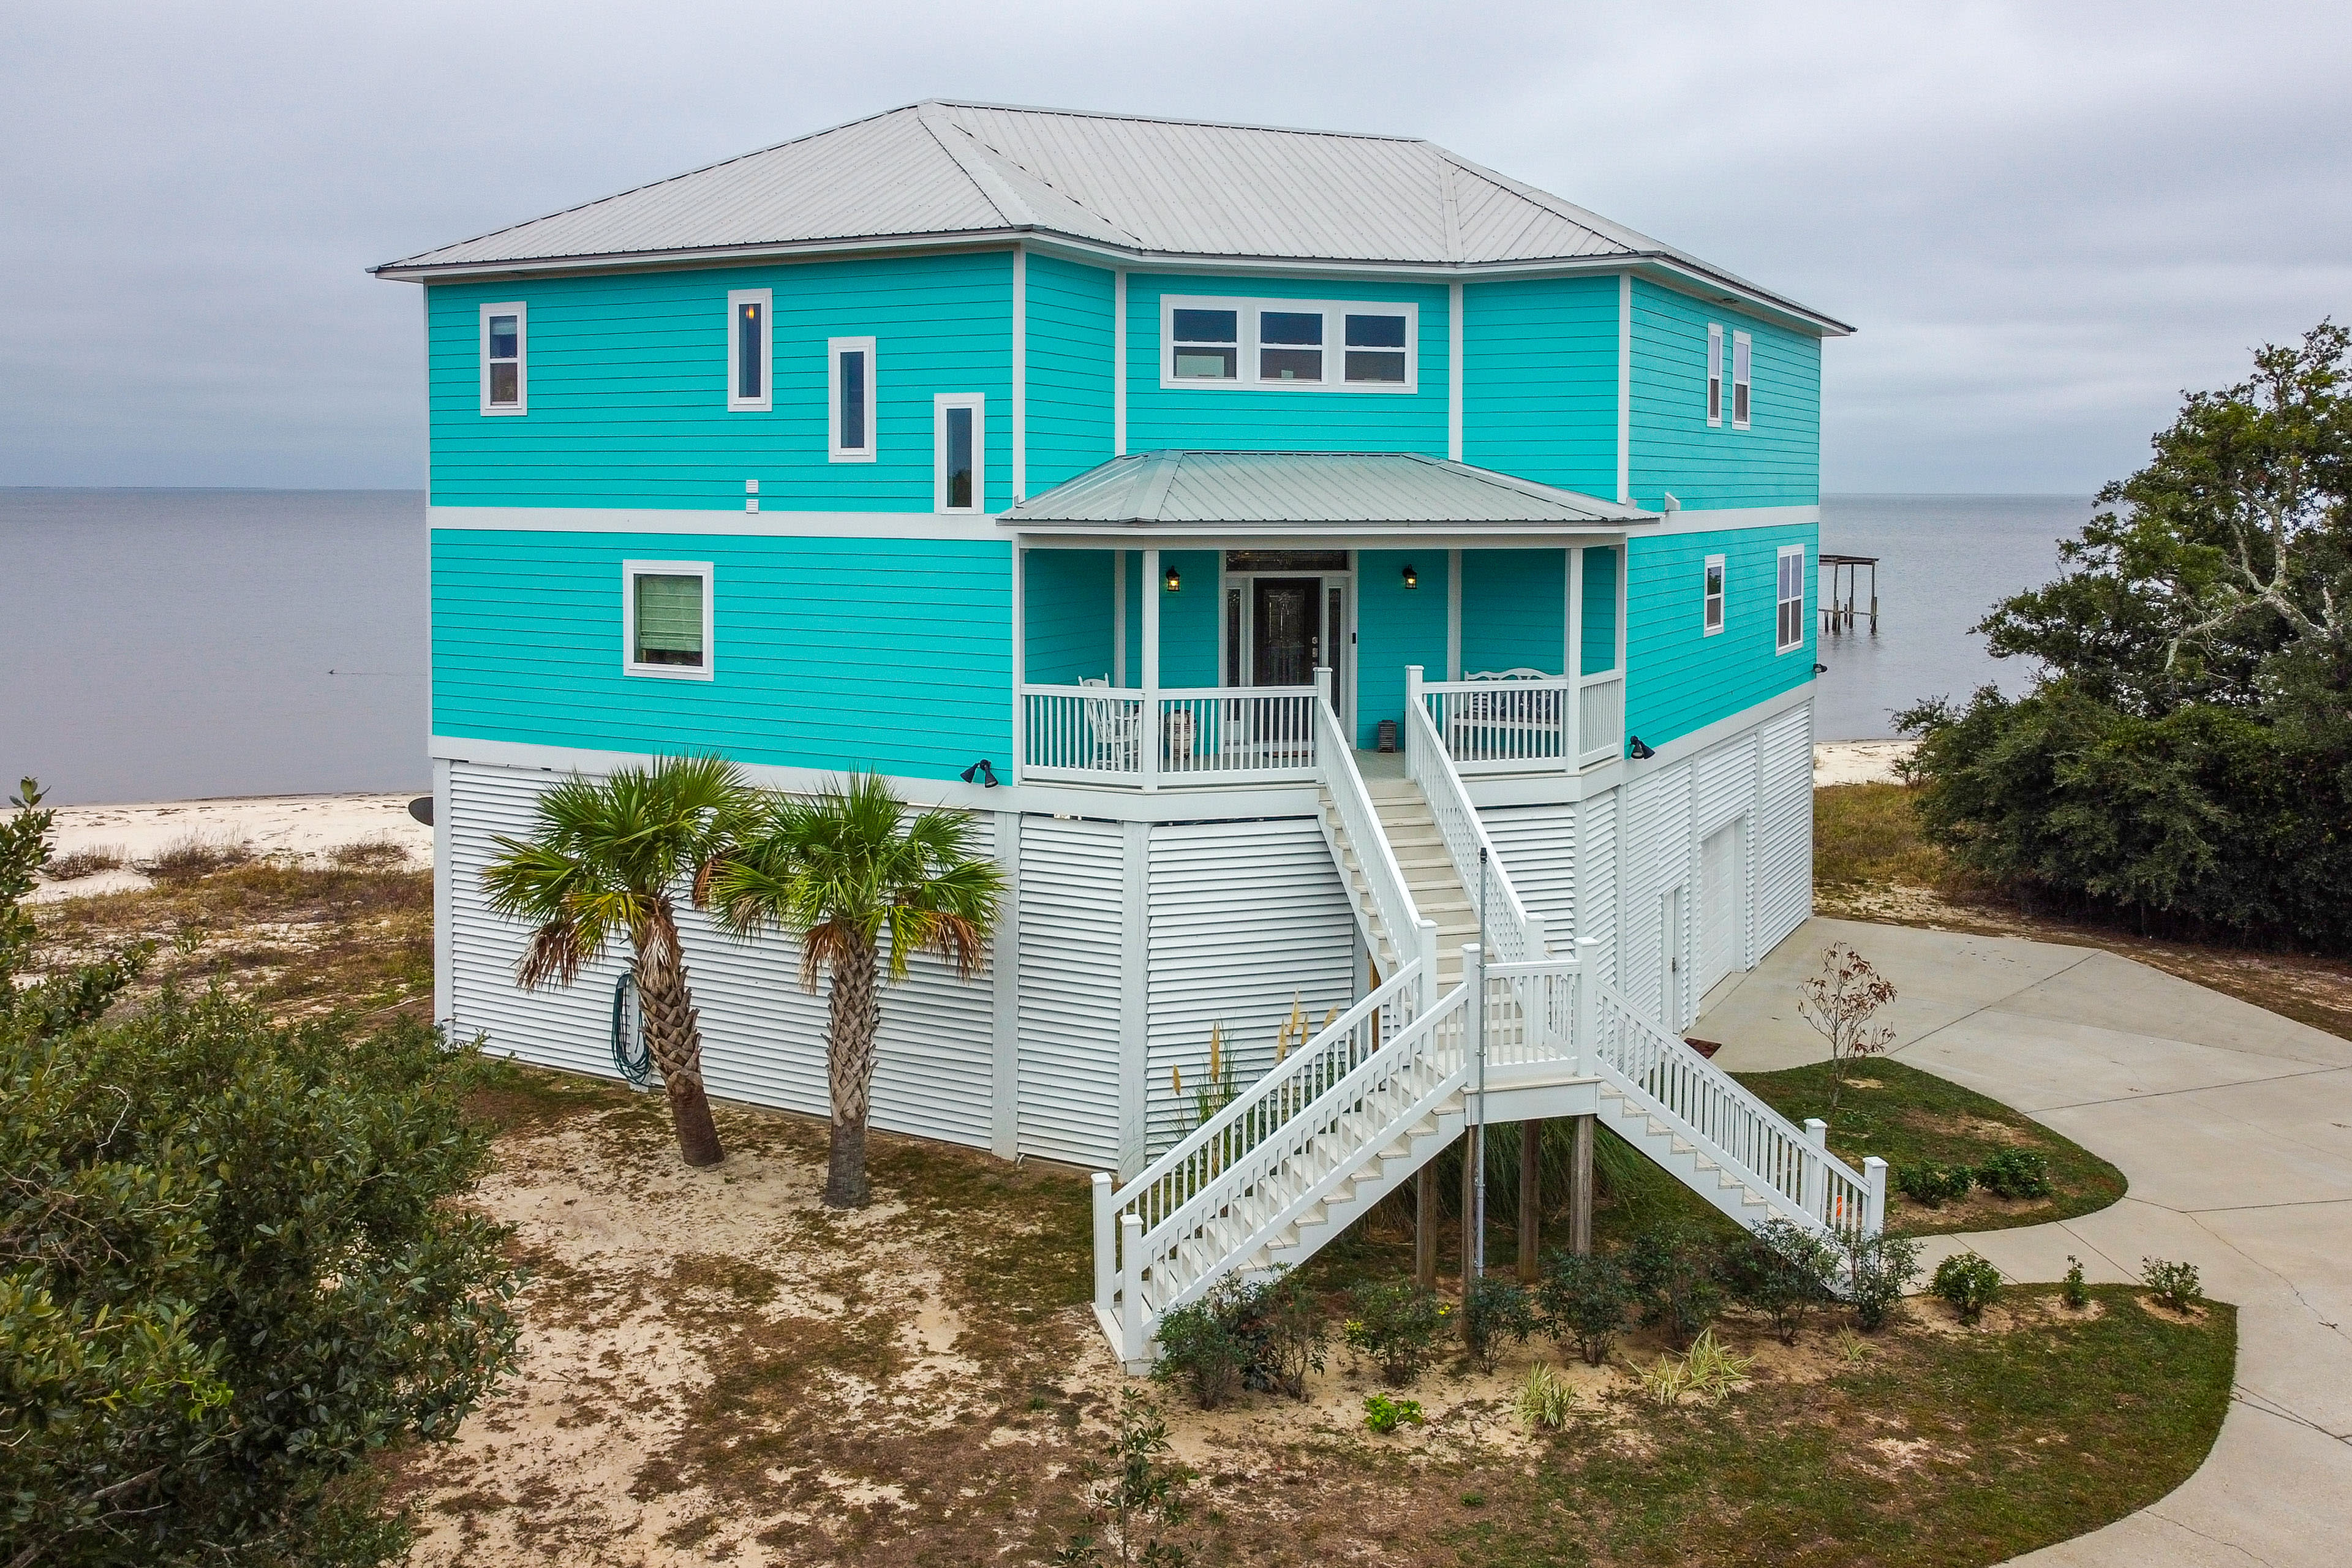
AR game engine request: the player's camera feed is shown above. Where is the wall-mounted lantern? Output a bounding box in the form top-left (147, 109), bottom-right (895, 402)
top-left (1164, 563), bottom-right (1181, 592)
top-left (1401, 562), bottom-right (1419, 590)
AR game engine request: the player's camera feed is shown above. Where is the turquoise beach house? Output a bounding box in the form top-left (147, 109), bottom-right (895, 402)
top-left (379, 102), bottom-right (1872, 1360)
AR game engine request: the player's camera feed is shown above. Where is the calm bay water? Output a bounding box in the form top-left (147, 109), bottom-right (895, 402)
top-left (0, 488), bottom-right (2085, 805)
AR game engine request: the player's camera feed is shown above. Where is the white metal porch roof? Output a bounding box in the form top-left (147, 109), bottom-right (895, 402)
top-left (1002, 451), bottom-right (1654, 535)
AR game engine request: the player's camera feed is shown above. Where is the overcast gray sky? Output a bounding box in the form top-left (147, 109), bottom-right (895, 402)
top-left (4, 0), bottom-right (2346, 494)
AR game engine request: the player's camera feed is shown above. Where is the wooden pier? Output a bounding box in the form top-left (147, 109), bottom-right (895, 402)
top-left (1820, 552), bottom-right (1879, 635)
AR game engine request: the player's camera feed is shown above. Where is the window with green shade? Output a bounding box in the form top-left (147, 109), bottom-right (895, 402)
top-left (626, 565), bottom-right (712, 679)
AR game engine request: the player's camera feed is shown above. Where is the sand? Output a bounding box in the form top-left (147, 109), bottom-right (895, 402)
top-left (1813, 739), bottom-right (1917, 786)
top-left (27, 791), bottom-right (432, 901)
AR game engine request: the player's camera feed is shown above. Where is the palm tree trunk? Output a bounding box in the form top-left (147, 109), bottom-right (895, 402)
top-left (638, 901), bottom-right (723, 1167)
top-left (824, 932), bottom-right (883, 1207)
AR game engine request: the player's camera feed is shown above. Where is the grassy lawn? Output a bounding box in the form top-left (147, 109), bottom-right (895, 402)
top-left (1734, 1057), bottom-right (2128, 1234)
top-left (1452, 1287), bottom-right (2236, 1568)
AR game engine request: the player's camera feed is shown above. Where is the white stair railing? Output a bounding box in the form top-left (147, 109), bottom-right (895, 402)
top-left (1312, 671), bottom-right (1431, 978)
top-left (1585, 981), bottom-right (1882, 1235)
top-left (1403, 668), bottom-right (1545, 965)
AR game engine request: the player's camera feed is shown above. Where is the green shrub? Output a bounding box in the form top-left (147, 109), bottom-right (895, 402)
top-left (1152, 1268), bottom-right (1326, 1407)
top-left (1150, 1295), bottom-right (1250, 1410)
top-left (1343, 1281), bottom-right (1449, 1387)
top-left (1931, 1251), bottom-right (2003, 1323)
top-left (1840, 1229), bottom-right (1923, 1332)
top-left (1975, 1147), bottom-right (2053, 1200)
top-left (1534, 1250), bottom-right (1634, 1366)
top-left (1896, 1161), bottom-right (1974, 1208)
top-left (1362, 1393), bottom-right (1424, 1434)
top-left (1461, 1274), bottom-right (1537, 1373)
top-left (2062, 1255), bottom-right (2089, 1310)
top-left (1516, 1363), bottom-right (1575, 1431)
top-left (2141, 1257), bottom-right (2203, 1313)
top-left (1624, 1223), bottom-right (1725, 1349)
top-left (1725, 1218), bottom-right (1839, 1344)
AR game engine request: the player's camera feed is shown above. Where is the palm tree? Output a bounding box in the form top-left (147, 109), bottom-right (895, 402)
top-left (481, 754), bottom-right (750, 1167)
top-left (707, 773), bottom-right (1004, 1207)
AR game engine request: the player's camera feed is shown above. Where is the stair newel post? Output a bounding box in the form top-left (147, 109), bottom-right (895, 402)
top-left (1118, 1212), bottom-right (1148, 1364)
top-left (1416, 919), bottom-right (1441, 1014)
top-left (1802, 1118), bottom-right (1828, 1224)
top-left (1315, 664), bottom-right (1334, 713)
top-left (1525, 911), bottom-right (1548, 963)
top-left (1862, 1155), bottom-right (1889, 1237)
top-left (1091, 1172), bottom-right (1115, 1320)
top-left (1574, 936), bottom-right (1604, 1077)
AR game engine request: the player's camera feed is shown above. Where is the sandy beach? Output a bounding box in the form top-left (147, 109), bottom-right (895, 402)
top-left (1812, 738), bottom-right (1916, 786)
top-left (29, 791), bottom-right (432, 901)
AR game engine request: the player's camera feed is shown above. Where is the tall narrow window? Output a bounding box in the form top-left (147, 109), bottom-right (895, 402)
top-left (1703, 554), bottom-right (1725, 636)
top-left (829, 336), bottom-right (876, 460)
top-left (1776, 545), bottom-right (1806, 653)
top-left (1171, 307), bottom-right (1238, 380)
top-left (1258, 311), bottom-right (1324, 382)
top-left (726, 290), bottom-right (771, 412)
top-left (1732, 331), bottom-right (1752, 429)
top-left (481, 302), bottom-right (526, 415)
top-left (624, 561), bottom-right (714, 680)
top-left (935, 394), bottom-right (984, 513)
top-left (1706, 323), bottom-right (1723, 426)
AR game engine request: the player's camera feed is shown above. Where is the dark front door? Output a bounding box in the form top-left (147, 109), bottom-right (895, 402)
top-left (1252, 578), bottom-right (1321, 685)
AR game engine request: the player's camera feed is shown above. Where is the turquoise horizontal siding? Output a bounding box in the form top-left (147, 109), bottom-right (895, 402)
top-left (1461, 549), bottom-right (1566, 675)
top-left (426, 252), bottom-right (1015, 513)
top-left (1624, 524), bottom-right (1815, 748)
top-left (1356, 549), bottom-right (1448, 747)
top-left (432, 530), bottom-right (1010, 777)
top-left (1024, 549), bottom-right (1114, 684)
top-left (1461, 277), bottom-right (1619, 499)
top-left (1581, 546), bottom-right (1619, 676)
top-left (1025, 255), bottom-right (1115, 492)
top-left (1125, 274), bottom-right (1450, 454)
top-left (1158, 552), bottom-right (1219, 687)
top-left (1627, 281), bottom-right (1820, 512)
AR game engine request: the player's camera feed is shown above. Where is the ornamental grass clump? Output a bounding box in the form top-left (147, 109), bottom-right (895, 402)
top-left (1931, 1251), bottom-right (2003, 1324)
top-left (1535, 1250), bottom-right (1634, 1366)
top-left (1461, 1274), bottom-right (1537, 1373)
top-left (1343, 1280), bottom-right (1448, 1387)
top-left (1516, 1363), bottom-right (1576, 1431)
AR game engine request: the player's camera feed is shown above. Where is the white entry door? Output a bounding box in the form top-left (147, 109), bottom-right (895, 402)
top-left (1658, 884), bottom-right (1687, 1030)
top-left (1698, 821), bottom-right (1743, 998)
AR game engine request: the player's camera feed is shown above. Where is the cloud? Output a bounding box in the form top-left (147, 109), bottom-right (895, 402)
top-left (2, 0), bottom-right (2345, 489)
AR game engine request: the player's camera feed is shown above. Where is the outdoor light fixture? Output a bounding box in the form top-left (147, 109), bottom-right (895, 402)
top-left (960, 759), bottom-right (1000, 787)
top-left (1401, 562), bottom-right (1419, 589)
top-left (1813, 663), bottom-right (1828, 674)
top-left (1163, 563), bottom-right (1181, 592)
top-left (1627, 735), bottom-right (1656, 760)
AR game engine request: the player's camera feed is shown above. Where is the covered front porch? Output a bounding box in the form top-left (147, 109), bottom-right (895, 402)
top-left (1006, 451), bottom-right (1650, 790)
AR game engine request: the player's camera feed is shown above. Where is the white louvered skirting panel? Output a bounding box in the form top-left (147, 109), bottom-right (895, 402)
top-left (1621, 763), bottom-right (1695, 1030)
top-left (1755, 703), bottom-right (1815, 959)
top-left (1692, 733), bottom-right (1760, 973)
top-left (1015, 815), bottom-right (1128, 1167)
top-left (1480, 805), bottom-right (1576, 948)
top-left (445, 763), bottom-right (1000, 1151)
top-left (1142, 817), bottom-right (1355, 1156)
top-left (1575, 790), bottom-right (1619, 988)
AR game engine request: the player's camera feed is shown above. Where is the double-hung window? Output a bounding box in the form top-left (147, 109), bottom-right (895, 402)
top-left (1776, 545), bottom-right (1806, 653)
top-left (1161, 296), bottom-right (1417, 391)
top-left (1732, 331), bottom-right (1752, 429)
top-left (624, 561), bottom-right (714, 680)
top-left (480, 303), bottom-right (526, 415)
top-left (726, 290), bottom-right (771, 412)
top-left (934, 394), bottom-right (984, 513)
top-left (1706, 323), bottom-right (1724, 426)
top-left (829, 336), bottom-right (875, 460)
top-left (1703, 554), bottom-right (1725, 636)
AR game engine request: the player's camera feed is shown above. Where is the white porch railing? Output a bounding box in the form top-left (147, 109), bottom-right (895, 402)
top-left (1312, 674), bottom-right (1430, 978)
top-left (1585, 979), bottom-right (1881, 1234)
top-left (1020, 684), bottom-right (1318, 788)
top-left (1577, 671), bottom-right (1626, 766)
top-left (1402, 679), bottom-right (1545, 964)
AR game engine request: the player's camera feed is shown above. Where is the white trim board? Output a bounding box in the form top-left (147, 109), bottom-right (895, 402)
top-left (429, 506), bottom-right (1008, 541)
top-left (1635, 504), bottom-right (1819, 538)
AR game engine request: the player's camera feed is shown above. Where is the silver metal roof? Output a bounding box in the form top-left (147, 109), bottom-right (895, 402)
top-left (1003, 451), bottom-right (1654, 534)
top-left (374, 102), bottom-right (1845, 331)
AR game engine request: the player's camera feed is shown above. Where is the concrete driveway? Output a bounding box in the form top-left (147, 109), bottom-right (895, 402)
top-left (1700, 916), bottom-right (2352, 1568)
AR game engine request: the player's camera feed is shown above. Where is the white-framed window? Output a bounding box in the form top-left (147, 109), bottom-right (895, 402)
top-left (480, 302), bottom-right (526, 415)
top-left (1706, 323), bottom-right (1723, 427)
top-left (1159, 295), bottom-right (1417, 392)
top-left (623, 560), bottom-right (715, 680)
top-left (829, 336), bottom-right (876, 461)
top-left (1732, 330), bottom-right (1752, 429)
top-left (726, 290), bottom-right (771, 412)
top-left (1776, 545), bottom-right (1806, 653)
top-left (1703, 554), bottom-right (1725, 636)
top-left (933, 393), bottom-right (984, 513)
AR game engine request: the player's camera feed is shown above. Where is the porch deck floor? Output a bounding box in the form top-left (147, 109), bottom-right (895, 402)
top-left (1352, 747), bottom-right (1408, 780)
